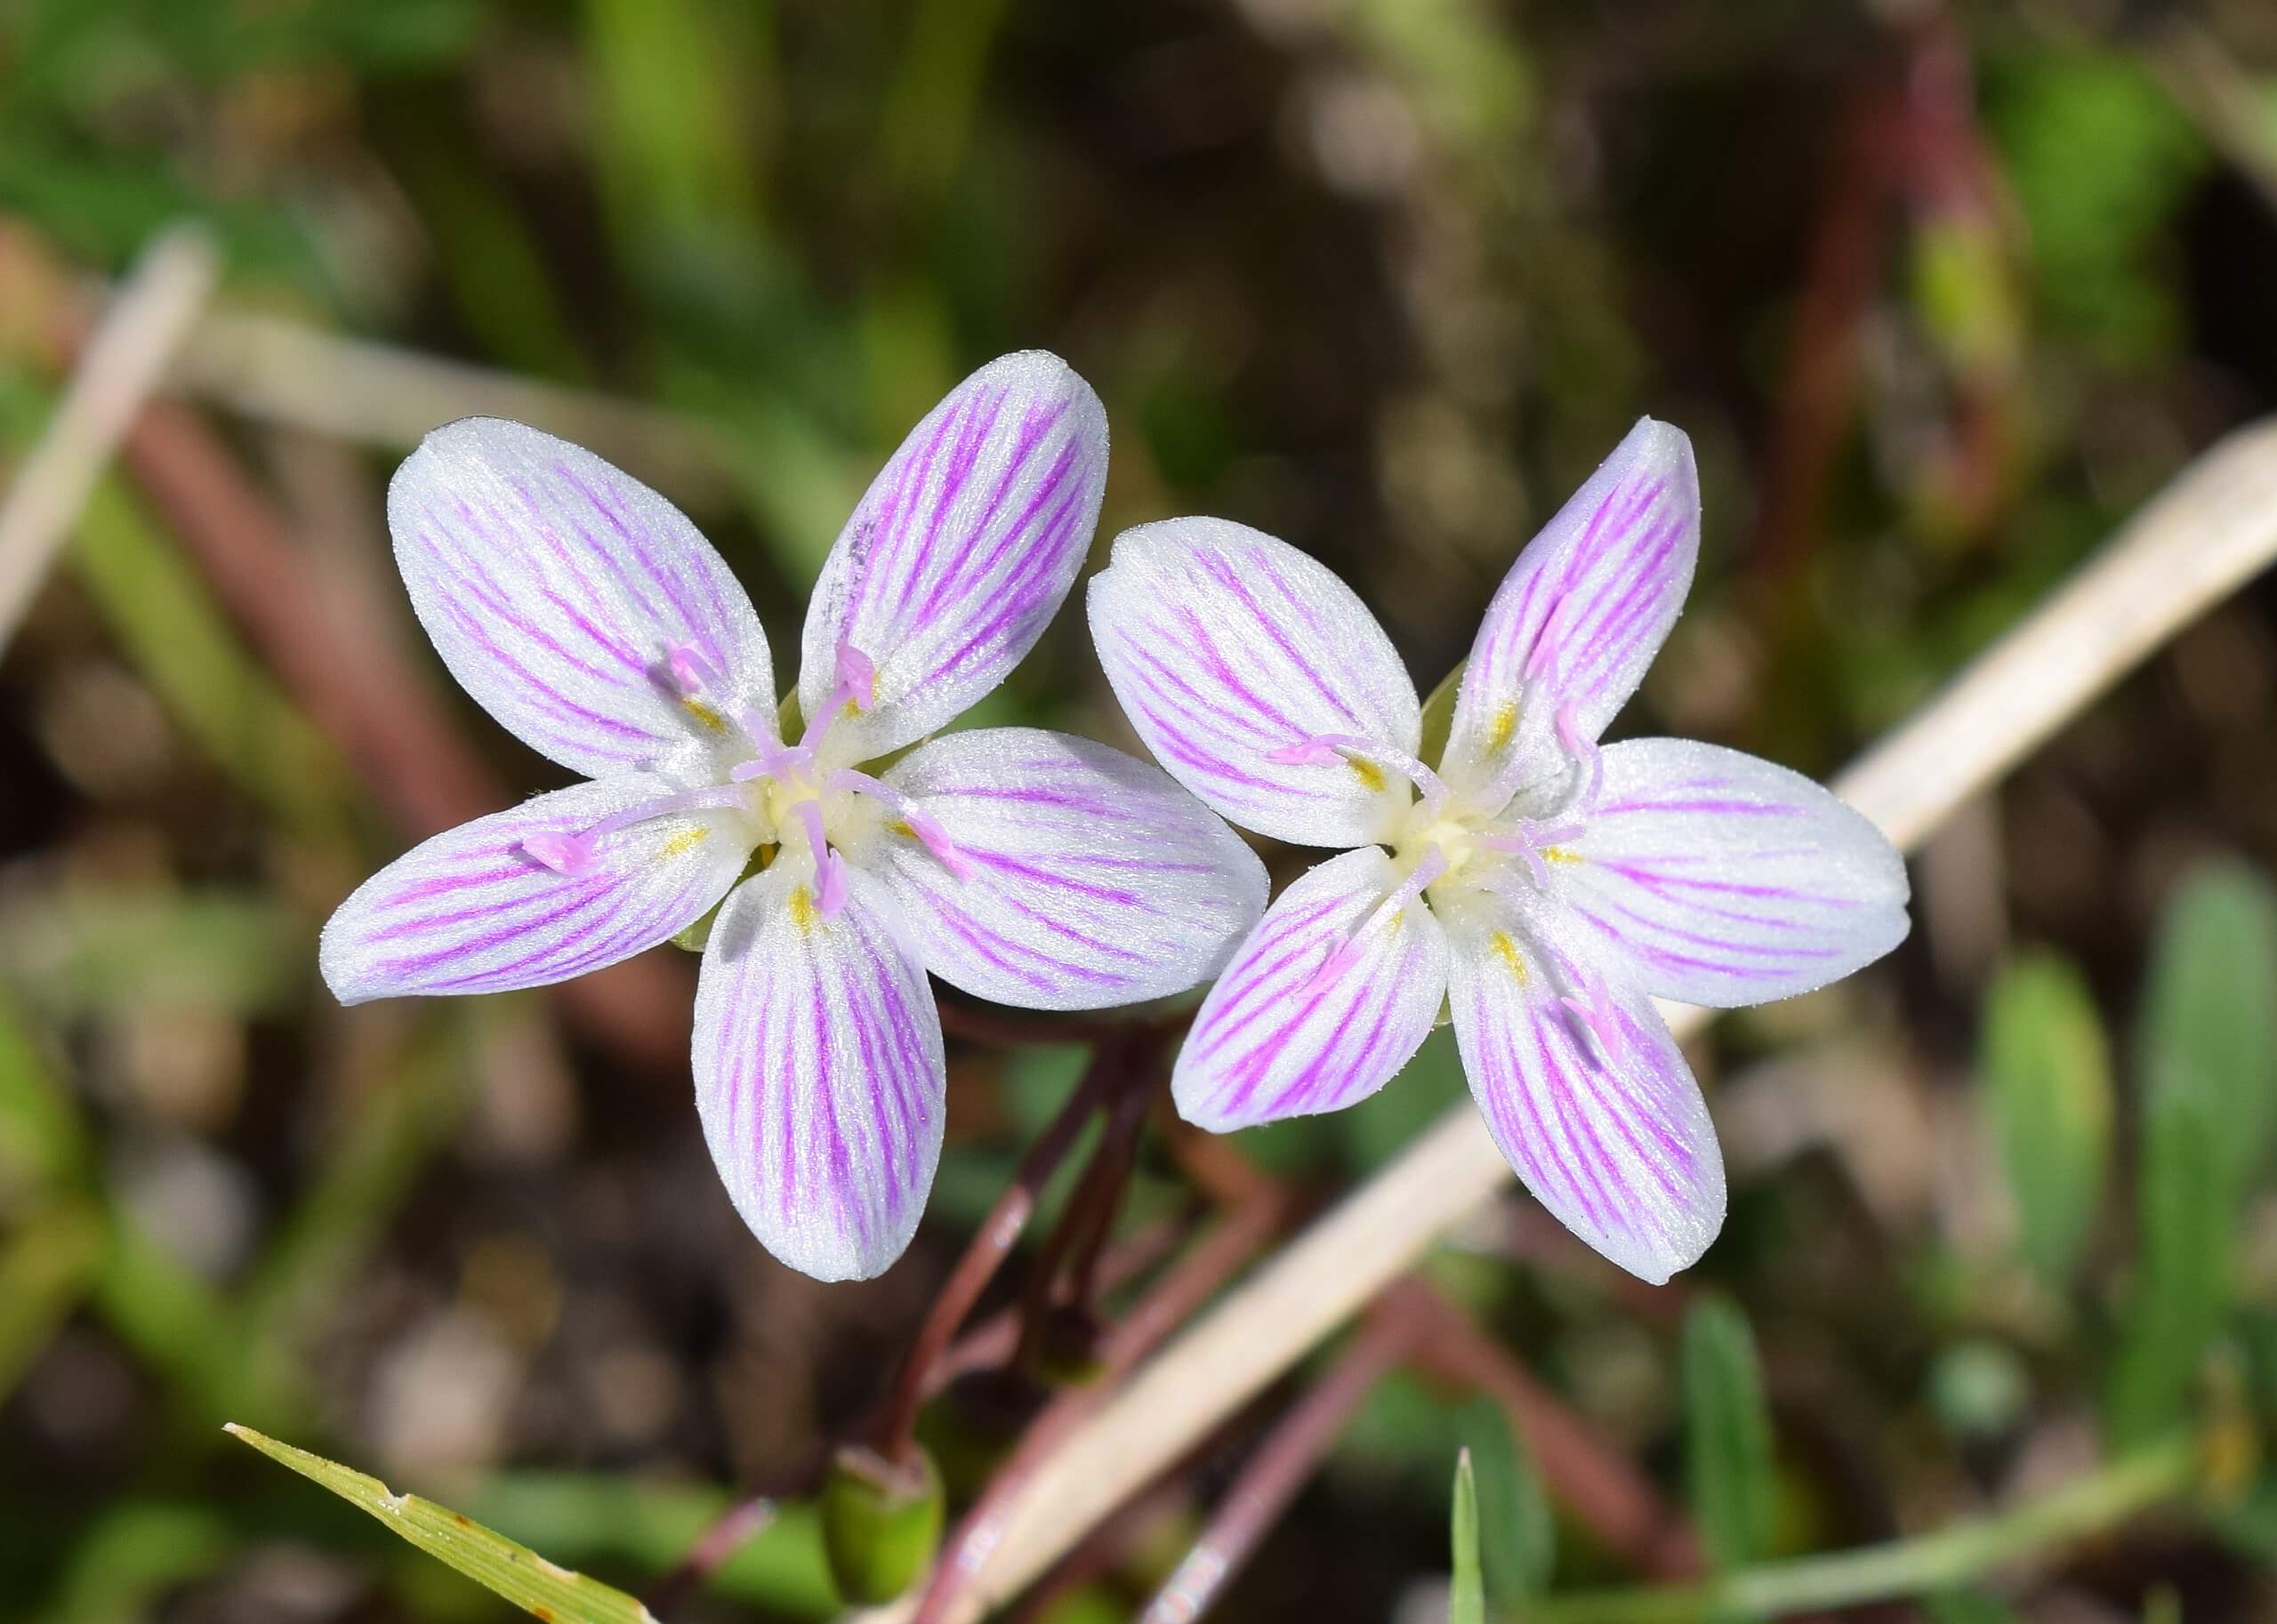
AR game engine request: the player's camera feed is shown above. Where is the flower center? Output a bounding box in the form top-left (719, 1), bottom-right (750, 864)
top-left (518, 639), bottom-right (971, 918)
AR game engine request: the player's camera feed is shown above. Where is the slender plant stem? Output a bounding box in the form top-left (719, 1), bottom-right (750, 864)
top-left (1140, 1309), bottom-right (1412, 1624)
top-left (1014, 1069), bottom-right (1155, 1372)
top-left (1524, 1435), bottom-right (2199, 1624)
top-left (873, 1049), bottom-right (1114, 1467)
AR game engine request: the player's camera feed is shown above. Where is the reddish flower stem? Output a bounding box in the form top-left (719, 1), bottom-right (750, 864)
top-left (912, 1189), bottom-right (1295, 1624)
top-left (1012, 1065), bottom-right (1155, 1372)
top-left (872, 1045), bottom-right (1122, 1469)
top-left (1138, 1307), bottom-right (1413, 1624)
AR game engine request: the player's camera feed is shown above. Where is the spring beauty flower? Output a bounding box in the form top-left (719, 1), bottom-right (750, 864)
top-left (1087, 420), bottom-right (1909, 1282)
top-left (322, 353), bottom-right (1267, 1282)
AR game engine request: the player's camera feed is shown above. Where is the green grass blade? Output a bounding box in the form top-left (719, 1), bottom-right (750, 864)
top-left (1682, 1293), bottom-right (1780, 1569)
top-left (1459, 1395), bottom-right (1555, 1603)
top-left (1978, 953), bottom-right (2112, 1283)
top-left (225, 1425), bottom-right (660, 1624)
top-left (1450, 1448), bottom-right (1486, 1624)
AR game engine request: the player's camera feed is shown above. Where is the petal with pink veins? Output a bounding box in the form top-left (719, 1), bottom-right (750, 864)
top-left (1443, 889), bottom-right (1725, 1284)
top-left (390, 419), bottom-right (776, 780)
top-left (1173, 848), bottom-right (1448, 1131)
top-left (693, 864), bottom-right (945, 1282)
top-left (854, 728), bottom-right (1268, 1011)
top-left (320, 776), bottom-right (756, 1003)
top-left (1442, 419), bottom-right (1698, 807)
top-left (1089, 519), bottom-right (1421, 848)
top-left (1554, 738), bottom-right (1910, 1009)
top-left (799, 352), bottom-right (1109, 763)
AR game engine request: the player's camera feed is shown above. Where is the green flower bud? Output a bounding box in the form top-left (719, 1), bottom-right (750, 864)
top-left (821, 1443), bottom-right (945, 1605)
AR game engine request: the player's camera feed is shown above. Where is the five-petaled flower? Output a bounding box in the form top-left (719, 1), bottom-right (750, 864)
top-left (1087, 419), bottom-right (1911, 1283)
top-left (321, 353), bottom-right (1267, 1282)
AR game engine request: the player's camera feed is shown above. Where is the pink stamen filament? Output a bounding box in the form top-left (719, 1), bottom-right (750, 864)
top-left (1558, 973), bottom-right (1626, 1067)
top-left (666, 641), bottom-right (784, 767)
top-left (794, 640), bottom-right (880, 760)
top-left (1307, 847), bottom-right (1449, 992)
top-left (519, 784), bottom-right (749, 876)
top-left (1476, 820), bottom-right (1585, 888)
top-left (824, 769), bottom-right (973, 880)
top-left (789, 799), bottom-right (849, 917)
top-left (1554, 702), bottom-right (1604, 810)
top-left (1266, 732), bottom-right (1449, 812)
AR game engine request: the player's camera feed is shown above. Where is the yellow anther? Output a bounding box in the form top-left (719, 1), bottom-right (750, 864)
top-left (789, 883), bottom-right (819, 930)
top-left (1348, 757), bottom-right (1388, 793)
top-left (1490, 930), bottom-right (1527, 984)
top-left (680, 696), bottom-right (728, 733)
top-left (1487, 700), bottom-right (1518, 752)
top-left (658, 826), bottom-right (712, 860)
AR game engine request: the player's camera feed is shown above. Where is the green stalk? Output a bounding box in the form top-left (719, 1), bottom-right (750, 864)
top-left (1525, 1435), bottom-right (2198, 1624)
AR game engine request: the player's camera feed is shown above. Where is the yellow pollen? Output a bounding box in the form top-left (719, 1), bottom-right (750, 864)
top-left (680, 696), bottom-right (728, 733)
top-left (789, 884), bottom-right (818, 930)
top-left (657, 827), bottom-right (711, 860)
top-left (1543, 846), bottom-right (1581, 865)
top-left (888, 819), bottom-right (918, 841)
top-left (1348, 757), bottom-right (1388, 793)
top-left (1488, 700), bottom-right (1518, 752)
top-left (1489, 930), bottom-right (1528, 983)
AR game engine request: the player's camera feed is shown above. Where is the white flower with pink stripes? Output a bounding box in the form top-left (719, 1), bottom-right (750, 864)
top-left (321, 353), bottom-right (1266, 1282)
top-left (1088, 419), bottom-right (1910, 1282)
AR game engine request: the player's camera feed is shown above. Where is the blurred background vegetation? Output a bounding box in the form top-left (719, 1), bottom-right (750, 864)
top-left (5, 0), bottom-right (2277, 1620)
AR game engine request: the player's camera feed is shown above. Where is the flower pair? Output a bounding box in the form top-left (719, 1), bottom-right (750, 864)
top-left (323, 353), bottom-right (1910, 1287)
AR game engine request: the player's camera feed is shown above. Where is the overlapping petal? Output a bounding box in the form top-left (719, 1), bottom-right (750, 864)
top-left (1442, 419), bottom-right (1698, 805)
top-left (1553, 739), bottom-right (1910, 1008)
top-left (853, 728), bottom-right (1268, 1011)
top-left (799, 352), bottom-right (1109, 763)
top-left (1089, 519), bottom-right (1421, 848)
top-left (1174, 848), bottom-right (1448, 1131)
top-left (390, 419), bottom-right (776, 780)
top-left (693, 864), bottom-right (946, 1282)
top-left (1443, 891), bottom-right (1724, 1284)
top-left (320, 776), bottom-right (755, 1003)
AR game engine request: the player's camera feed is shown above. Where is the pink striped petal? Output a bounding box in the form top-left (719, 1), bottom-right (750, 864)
top-left (1442, 420), bottom-right (1698, 806)
top-left (1088, 519), bottom-right (1421, 848)
top-left (1173, 848), bottom-right (1448, 1131)
top-left (320, 776), bottom-right (756, 1003)
top-left (798, 352), bottom-right (1108, 762)
top-left (856, 728), bottom-right (1268, 1011)
top-left (1444, 894), bottom-right (1724, 1283)
top-left (1554, 739), bottom-right (1909, 1009)
top-left (693, 864), bottom-right (946, 1282)
top-left (389, 420), bottom-right (776, 781)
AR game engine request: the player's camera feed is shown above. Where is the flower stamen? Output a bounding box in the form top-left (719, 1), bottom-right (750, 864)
top-left (823, 768), bottom-right (974, 880)
top-left (1307, 846), bottom-right (1449, 993)
top-left (519, 784), bottom-right (749, 875)
top-left (788, 799), bottom-right (849, 917)
top-left (1558, 970), bottom-right (1626, 1068)
top-left (1267, 732), bottom-right (1448, 812)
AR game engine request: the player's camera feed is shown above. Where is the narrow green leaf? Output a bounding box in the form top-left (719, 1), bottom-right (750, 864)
top-left (2136, 860), bottom-right (2277, 1206)
top-left (1459, 1395), bottom-right (1555, 1602)
top-left (1681, 1294), bottom-right (1779, 1569)
top-left (1977, 953), bottom-right (2112, 1283)
top-left (1449, 1449), bottom-right (1486, 1624)
top-left (2105, 1101), bottom-right (2229, 1443)
top-left (2104, 861), bottom-right (2277, 1443)
top-left (225, 1425), bottom-right (657, 1624)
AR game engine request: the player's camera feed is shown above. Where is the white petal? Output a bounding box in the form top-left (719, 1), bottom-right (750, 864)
top-left (320, 776), bottom-right (754, 1002)
top-left (1174, 848), bottom-right (1448, 1130)
top-left (692, 865), bottom-right (946, 1282)
top-left (390, 420), bottom-right (776, 780)
top-left (1088, 518), bottom-right (1420, 848)
top-left (856, 728), bottom-right (1268, 1010)
top-left (1442, 419), bottom-right (1698, 804)
top-left (1443, 889), bottom-right (1725, 1284)
top-left (1556, 739), bottom-right (1911, 1008)
top-left (799, 352), bottom-right (1108, 762)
